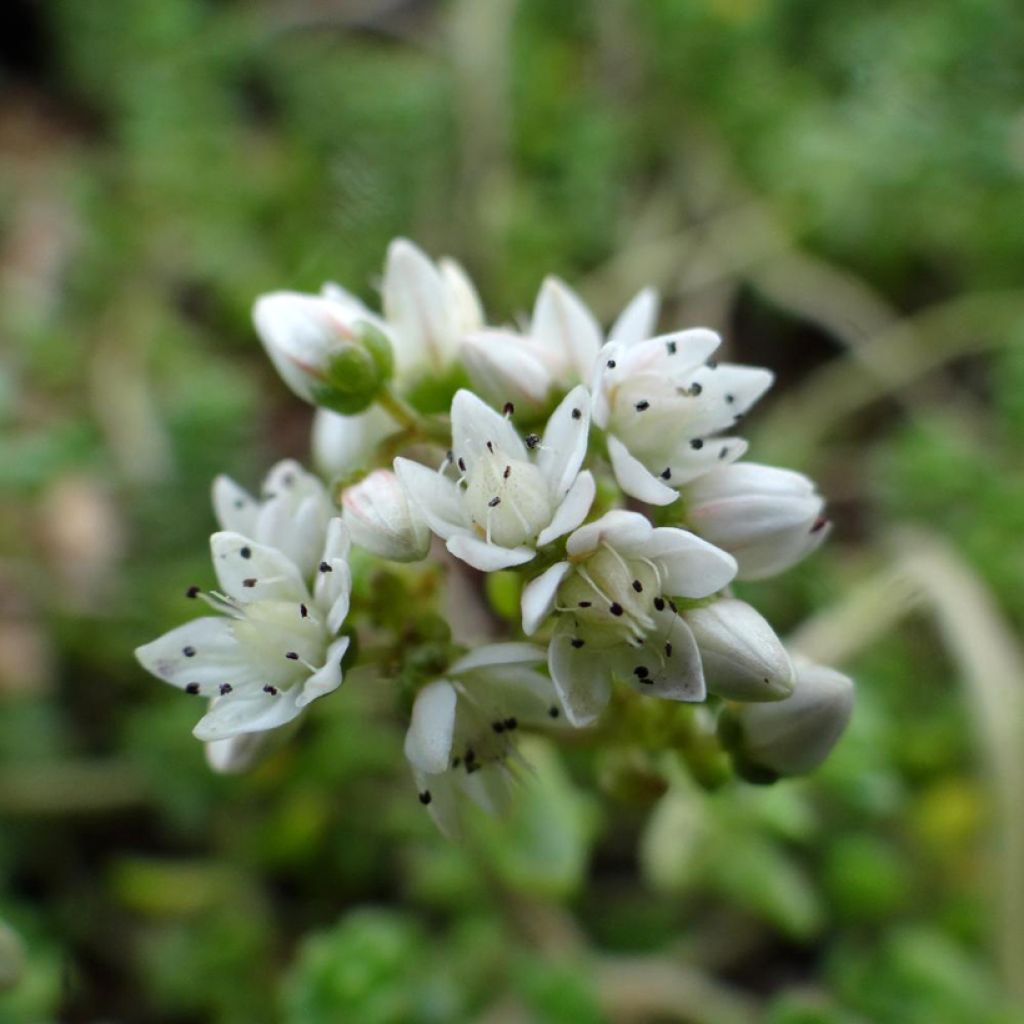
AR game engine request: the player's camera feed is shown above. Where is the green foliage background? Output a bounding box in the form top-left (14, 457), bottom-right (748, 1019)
top-left (2, 0), bottom-right (1023, 1021)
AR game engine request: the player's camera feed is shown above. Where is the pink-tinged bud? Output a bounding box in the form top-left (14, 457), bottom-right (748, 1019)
top-left (341, 469), bottom-right (431, 562)
top-left (461, 330), bottom-right (554, 416)
top-left (726, 657), bottom-right (854, 776)
top-left (686, 598), bottom-right (795, 702)
top-left (252, 291), bottom-right (393, 412)
top-left (686, 463), bottom-right (830, 580)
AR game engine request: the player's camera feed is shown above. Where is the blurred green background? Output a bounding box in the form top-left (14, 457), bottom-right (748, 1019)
top-left (2, 0), bottom-right (1024, 1021)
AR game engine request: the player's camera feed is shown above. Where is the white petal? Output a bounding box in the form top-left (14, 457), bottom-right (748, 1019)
top-left (684, 363), bottom-right (774, 436)
top-left (205, 730), bottom-right (282, 774)
top-left (536, 470), bottom-right (595, 546)
top-left (532, 276), bottom-right (603, 384)
top-left (211, 476), bottom-right (258, 535)
top-left (440, 257), bottom-right (485, 332)
top-left (663, 436), bottom-right (749, 486)
top-left (687, 462), bottom-right (817, 503)
top-left (311, 406), bottom-right (399, 478)
top-left (313, 557), bottom-right (352, 634)
top-left (608, 287), bottom-right (660, 348)
top-left (256, 493), bottom-right (331, 580)
top-left (457, 666), bottom-right (564, 728)
top-left (607, 434), bottom-right (679, 506)
top-left (686, 599), bottom-right (794, 701)
top-left (735, 658), bottom-right (854, 774)
top-left (537, 385), bottom-right (590, 502)
top-left (405, 680), bottom-right (457, 774)
top-left (252, 291), bottom-right (336, 402)
top-left (458, 762), bottom-right (516, 817)
top-left (461, 331), bottom-right (553, 413)
top-left (297, 635), bottom-right (350, 708)
top-left (210, 532), bottom-right (308, 604)
top-left (383, 238), bottom-right (457, 373)
top-left (620, 613), bottom-right (705, 703)
top-left (449, 642), bottom-right (547, 675)
top-left (320, 518), bottom-right (352, 564)
top-left (412, 767), bottom-right (461, 839)
top-left (193, 687), bottom-right (304, 741)
top-left (620, 328), bottom-right (721, 378)
top-left (445, 534), bottom-right (535, 572)
top-left (135, 617), bottom-right (250, 695)
top-left (735, 518), bottom-right (830, 581)
top-left (548, 620), bottom-right (613, 727)
top-left (450, 389), bottom-right (527, 470)
top-left (393, 457), bottom-right (466, 539)
top-left (566, 509), bottom-right (652, 557)
top-left (520, 561), bottom-right (571, 635)
top-left (589, 342), bottom-right (623, 428)
top-left (645, 528), bottom-right (737, 598)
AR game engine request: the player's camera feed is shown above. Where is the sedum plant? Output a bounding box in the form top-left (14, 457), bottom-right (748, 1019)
top-left (136, 238), bottom-right (853, 837)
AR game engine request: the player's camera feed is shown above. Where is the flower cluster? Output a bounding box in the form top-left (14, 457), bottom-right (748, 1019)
top-left (137, 239), bottom-right (853, 834)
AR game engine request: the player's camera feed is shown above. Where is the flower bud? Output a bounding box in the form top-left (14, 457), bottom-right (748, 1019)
top-left (686, 598), bottom-right (795, 702)
top-left (341, 469), bottom-right (431, 562)
top-left (722, 657), bottom-right (854, 777)
top-left (311, 406), bottom-right (399, 479)
top-left (685, 463), bottom-right (829, 580)
top-left (253, 291), bottom-right (394, 413)
top-left (461, 330), bottom-right (554, 417)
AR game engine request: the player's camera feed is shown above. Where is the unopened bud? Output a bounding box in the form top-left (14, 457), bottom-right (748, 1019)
top-left (461, 330), bottom-right (554, 417)
top-left (253, 291), bottom-right (393, 413)
top-left (722, 656), bottom-right (854, 777)
top-left (341, 469), bottom-right (431, 562)
top-left (686, 598), bottom-right (794, 702)
top-left (686, 463), bottom-right (829, 580)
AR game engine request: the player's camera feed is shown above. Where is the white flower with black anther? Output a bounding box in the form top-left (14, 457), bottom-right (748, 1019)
top-left (460, 282), bottom-right (660, 416)
top-left (135, 521), bottom-right (352, 745)
top-left (341, 468), bottom-right (431, 562)
top-left (592, 328), bottom-right (773, 505)
top-left (684, 462), bottom-right (829, 580)
top-left (394, 386), bottom-right (595, 572)
top-left (212, 460), bottom-right (334, 580)
top-left (520, 510), bottom-right (737, 726)
top-left (684, 597), bottom-right (795, 702)
top-left (403, 643), bottom-right (567, 837)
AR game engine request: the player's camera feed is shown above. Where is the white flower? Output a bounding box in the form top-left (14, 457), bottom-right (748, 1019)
top-left (393, 386), bottom-right (595, 572)
top-left (684, 598), bottom-right (794, 702)
top-left (459, 282), bottom-right (659, 414)
top-left (403, 643), bottom-right (566, 837)
top-left (254, 239), bottom-right (482, 414)
top-left (252, 286), bottom-right (392, 411)
top-left (311, 405), bottom-right (400, 480)
top-left (592, 328), bottom-right (774, 506)
top-left (212, 460), bottom-right (335, 581)
top-left (341, 469), bottom-right (431, 562)
top-left (726, 656), bottom-right (854, 776)
top-left (382, 238), bottom-right (484, 380)
top-left (520, 510), bottom-right (737, 726)
top-left (685, 462), bottom-right (829, 580)
top-left (135, 521), bottom-right (352, 744)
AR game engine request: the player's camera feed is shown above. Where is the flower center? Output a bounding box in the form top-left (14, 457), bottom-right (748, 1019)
top-left (559, 545), bottom-right (664, 643)
top-left (463, 448), bottom-right (552, 548)
top-left (233, 601), bottom-right (326, 688)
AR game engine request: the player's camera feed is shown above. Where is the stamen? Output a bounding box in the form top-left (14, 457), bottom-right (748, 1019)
top-left (503, 402), bottom-right (515, 417)
top-left (185, 682), bottom-right (201, 695)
